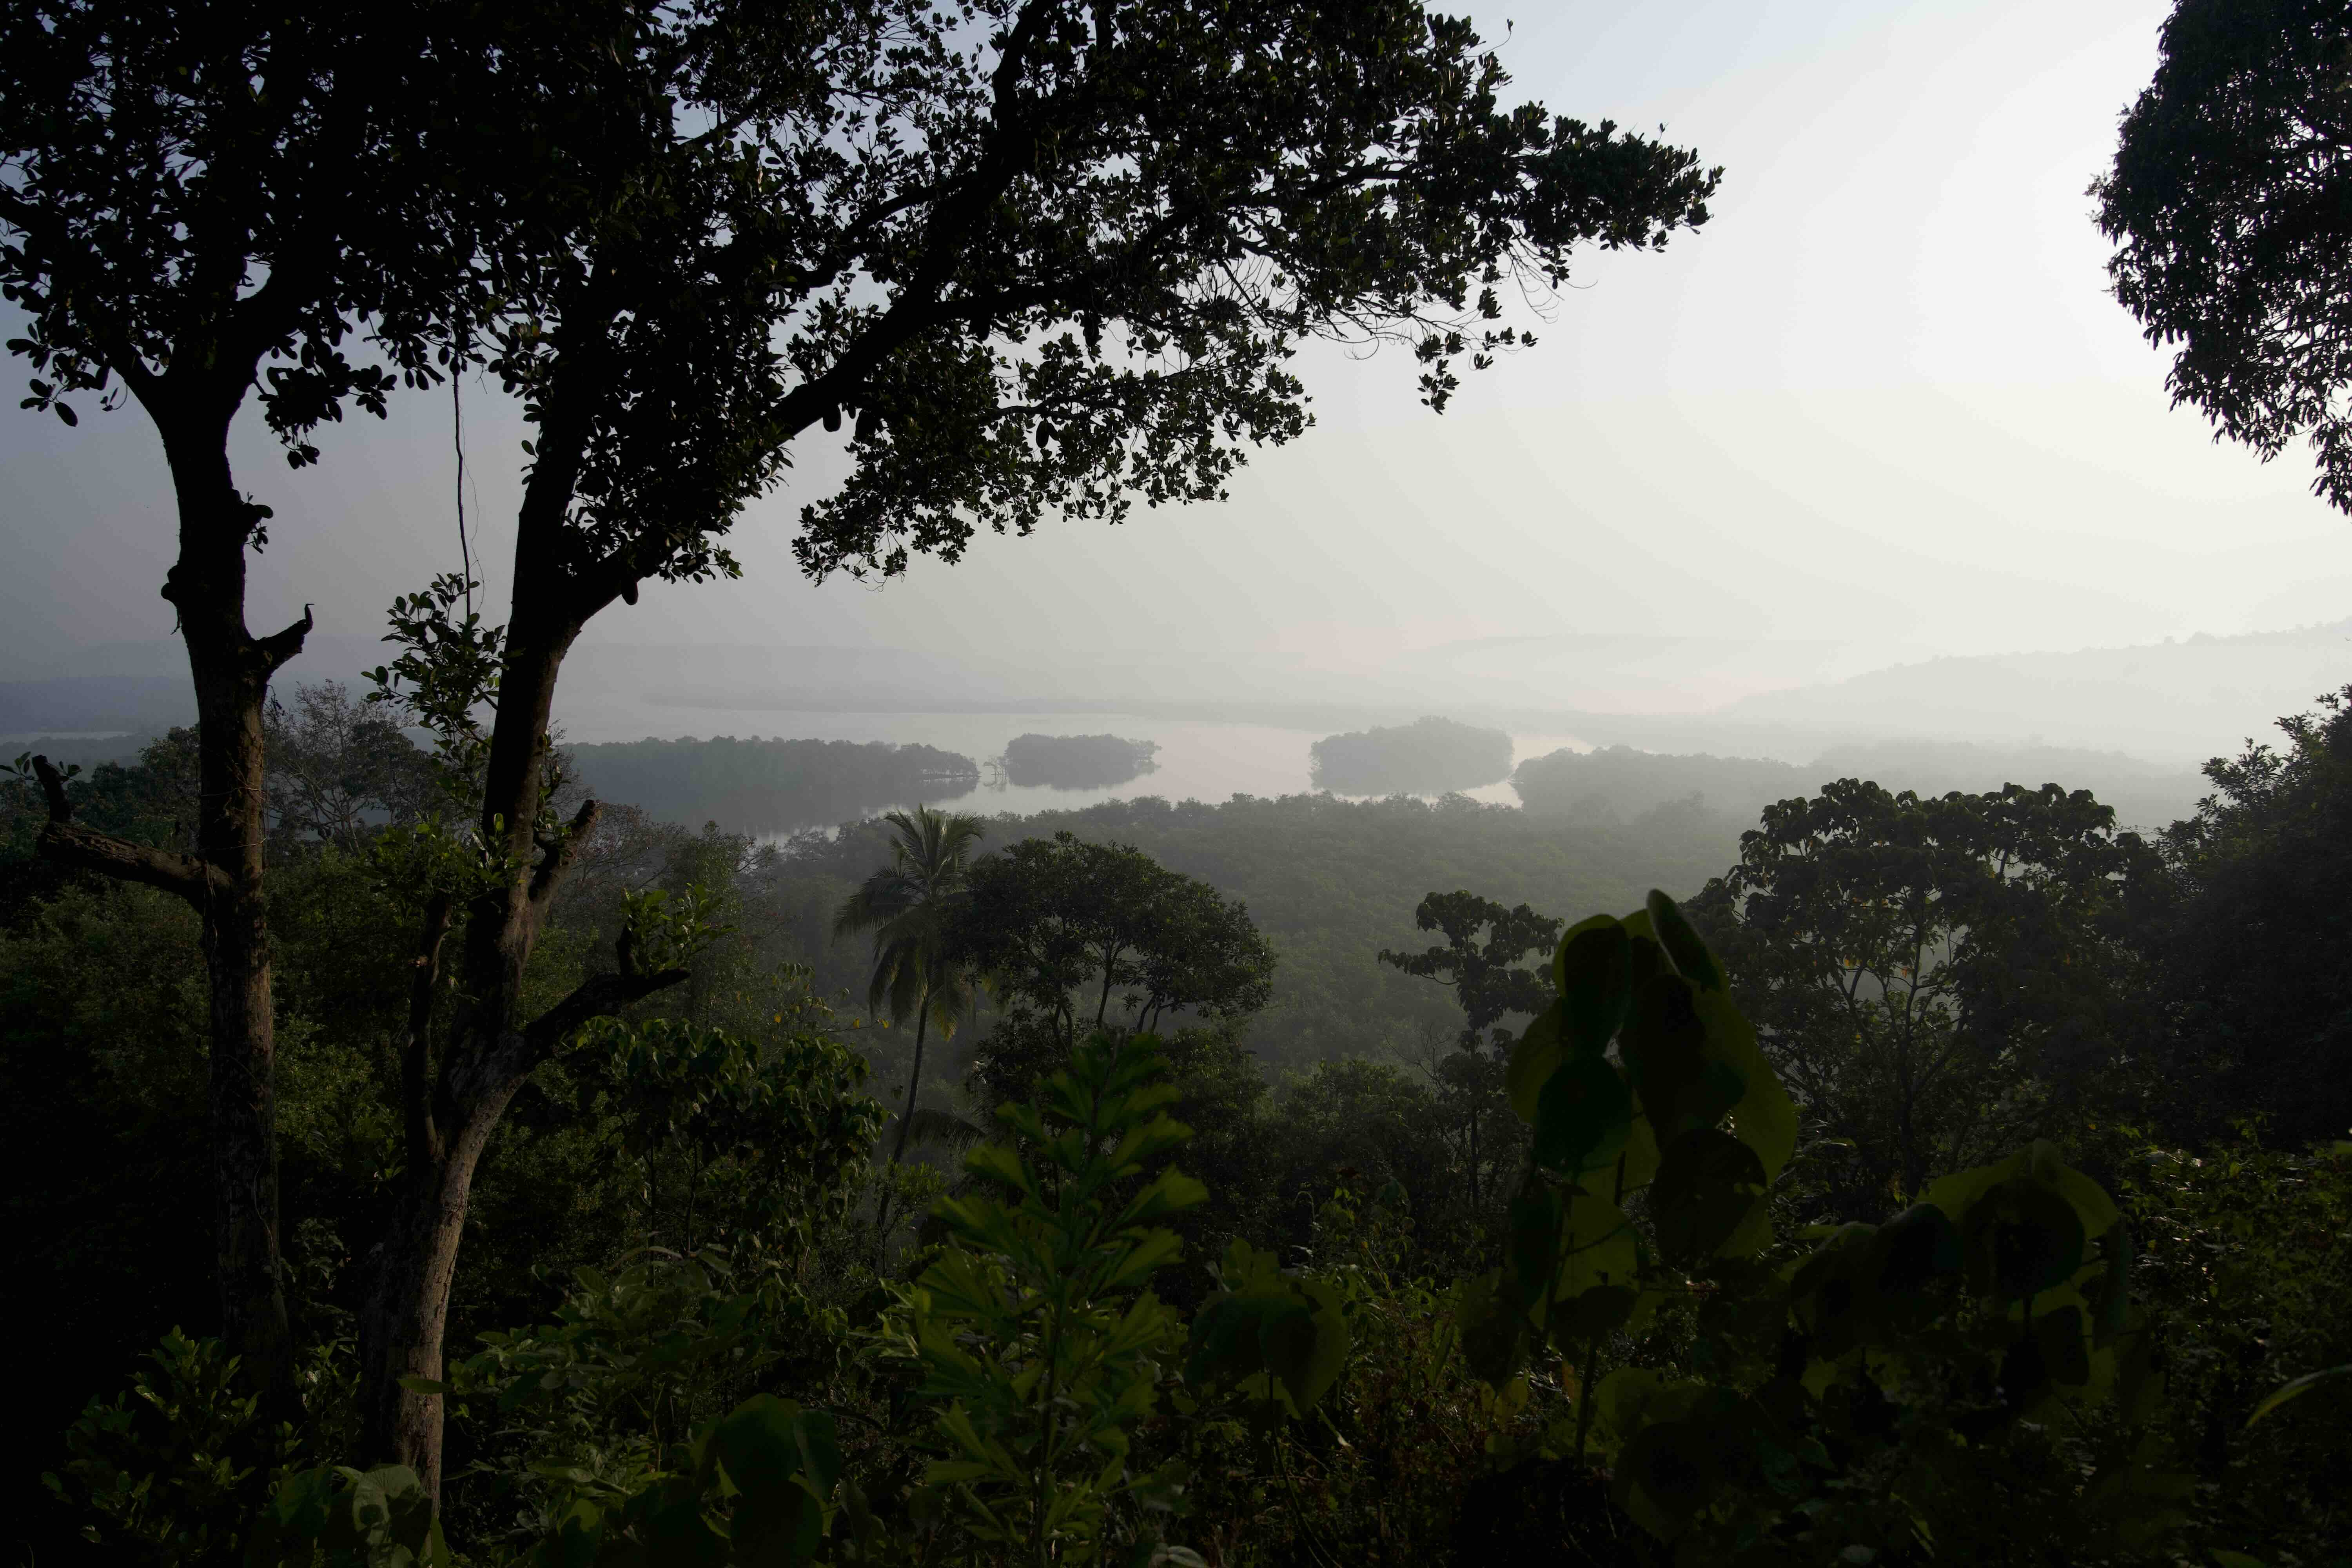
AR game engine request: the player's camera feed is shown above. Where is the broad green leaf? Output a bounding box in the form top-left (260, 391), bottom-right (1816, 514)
top-left (1963, 1177), bottom-right (2087, 1302)
top-left (1555, 1189), bottom-right (1640, 1300)
top-left (1506, 1004), bottom-right (1565, 1124)
top-left (1508, 1184), bottom-right (1564, 1314)
top-left (1645, 890), bottom-right (1724, 991)
top-left (1613, 1421), bottom-right (1718, 1539)
top-left (1552, 913), bottom-right (1623, 996)
top-left (1548, 1283), bottom-right (1636, 1350)
top-left (1532, 1051), bottom-right (1632, 1177)
top-left (1557, 920), bottom-right (1634, 1051)
top-left (1650, 1128), bottom-right (1769, 1265)
top-left (1454, 1270), bottom-right (1526, 1388)
top-left (2034, 1304), bottom-right (2092, 1388)
top-left (960, 1143), bottom-right (1034, 1199)
top-left (1620, 975), bottom-right (1715, 1134)
top-left (2245, 1363), bottom-right (2352, 1427)
top-left (1693, 989), bottom-right (1798, 1180)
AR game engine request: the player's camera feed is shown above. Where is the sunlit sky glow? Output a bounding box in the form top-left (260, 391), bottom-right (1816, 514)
top-left (5, 0), bottom-right (2348, 719)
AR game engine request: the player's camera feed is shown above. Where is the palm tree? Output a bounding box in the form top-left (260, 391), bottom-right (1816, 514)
top-left (834, 804), bottom-right (987, 1169)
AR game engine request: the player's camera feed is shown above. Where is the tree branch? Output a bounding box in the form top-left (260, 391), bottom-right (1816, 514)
top-left (523, 964), bottom-right (691, 1055)
top-left (403, 893), bottom-right (455, 1176)
top-left (256, 603), bottom-right (314, 677)
top-left (30, 754), bottom-right (224, 906)
top-left (528, 798), bottom-right (601, 913)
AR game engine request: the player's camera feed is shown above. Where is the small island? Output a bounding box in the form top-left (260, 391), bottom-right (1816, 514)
top-left (567, 735), bottom-right (978, 832)
top-left (1000, 732), bottom-right (1161, 789)
top-left (1308, 715), bottom-right (1513, 795)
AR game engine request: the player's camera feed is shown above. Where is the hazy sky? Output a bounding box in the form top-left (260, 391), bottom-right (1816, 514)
top-left (6, 0), bottom-right (2350, 692)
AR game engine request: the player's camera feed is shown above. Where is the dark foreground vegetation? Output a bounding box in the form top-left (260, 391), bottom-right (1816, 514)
top-left (8, 677), bottom-right (2352, 1565)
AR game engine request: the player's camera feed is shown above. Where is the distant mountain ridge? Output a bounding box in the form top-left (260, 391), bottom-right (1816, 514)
top-left (1711, 620), bottom-right (2352, 763)
top-left (1513, 739), bottom-right (2208, 835)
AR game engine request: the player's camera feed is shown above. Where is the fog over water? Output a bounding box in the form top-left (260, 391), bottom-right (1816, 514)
top-left (6, 0), bottom-right (2350, 772)
top-left (612, 712), bottom-right (1595, 834)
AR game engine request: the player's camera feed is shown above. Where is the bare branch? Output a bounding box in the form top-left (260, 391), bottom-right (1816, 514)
top-left (31, 754), bottom-right (224, 905)
top-left (257, 604), bottom-right (314, 677)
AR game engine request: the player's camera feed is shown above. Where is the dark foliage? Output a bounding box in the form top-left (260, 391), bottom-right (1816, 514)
top-left (952, 830), bottom-right (1277, 1063)
top-left (2097, 0), bottom-right (2352, 512)
top-left (2152, 686), bottom-right (2352, 1143)
top-left (1686, 779), bottom-right (2167, 1220)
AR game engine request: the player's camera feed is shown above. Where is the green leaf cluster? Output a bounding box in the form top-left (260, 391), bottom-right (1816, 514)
top-left (1184, 1240), bottom-right (1352, 1421)
top-left (247, 1463), bottom-right (449, 1568)
top-left (1456, 891), bottom-right (2185, 1558)
top-left (514, 1395), bottom-right (843, 1568)
top-left (883, 1031), bottom-right (1207, 1566)
top-left (42, 1329), bottom-right (301, 1566)
top-left (1461, 891), bottom-right (1797, 1388)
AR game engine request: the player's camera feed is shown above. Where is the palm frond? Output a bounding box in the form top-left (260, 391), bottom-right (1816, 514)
top-left (837, 804), bottom-right (990, 1028)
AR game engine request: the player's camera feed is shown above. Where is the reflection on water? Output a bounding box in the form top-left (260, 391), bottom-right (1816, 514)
top-left (555, 707), bottom-right (1586, 836)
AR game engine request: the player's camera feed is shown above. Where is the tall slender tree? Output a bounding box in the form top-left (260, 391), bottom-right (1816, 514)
top-left (835, 806), bottom-right (988, 1169)
top-left (0, 0), bottom-right (516, 1396)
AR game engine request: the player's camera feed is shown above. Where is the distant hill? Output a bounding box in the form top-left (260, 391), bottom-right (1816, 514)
top-left (1712, 622), bottom-right (2352, 763)
top-left (1514, 739), bottom-right (2207, 835)
top-left (0, 676), bottom-right (192, 735)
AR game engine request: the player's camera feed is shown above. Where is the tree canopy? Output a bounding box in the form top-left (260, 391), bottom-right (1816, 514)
top-left (951, 830), bottom-right (1276, 1049)
top-left (1687, 779), bottom-right (2165, 1218)
top-left (2097, 0), bottom-right (2352, 511)
top-left (2154, 684), bottom-right (2352, 1143)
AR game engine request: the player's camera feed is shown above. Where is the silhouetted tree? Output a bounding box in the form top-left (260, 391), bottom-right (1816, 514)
top-left (2097, 0), bottom-right (2352, 512)
top-left (1378, 890), bottom-right (1559, 1205)
top-left (955, 832), bottom-right (1275, 1074)
top-left (1379, 891), bottom-right (1561, 1052)
top-left (2154, 686), bottom-right (2352, 1143)
top-left (834, 806), bottom-right (987, 1169)
top-left (1687, 780), bottom-right (2164, 1220)
top-left (13, 0), bottom-right (1717, 1491)
top-left (0, 0), bottom-right (518, 1393)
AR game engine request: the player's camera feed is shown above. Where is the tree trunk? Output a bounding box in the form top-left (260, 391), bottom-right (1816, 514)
top-left (356, 571), bottom-right (687, 1498)
top-left (358, 1068), bottom-right (527, 1500)
top-left (890, 991), bottom-right (934, 1168)
top-left (36, 407), bottom-right (306, 1401)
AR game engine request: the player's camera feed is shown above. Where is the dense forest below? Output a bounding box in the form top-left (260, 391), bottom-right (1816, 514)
top-left (764, 790), bottom-right (1743, 1071)
top-left (10, 681), bottom-right (2349, 1567)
